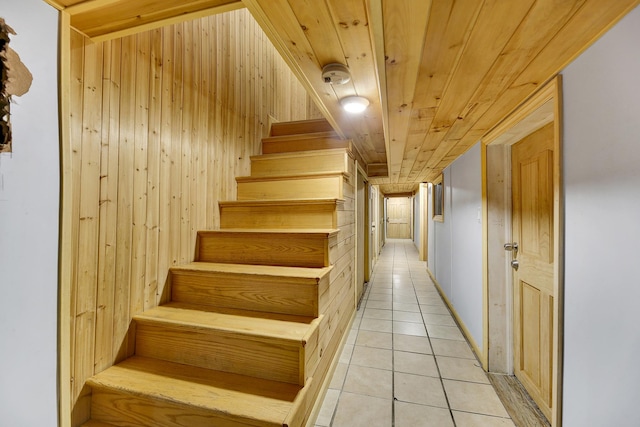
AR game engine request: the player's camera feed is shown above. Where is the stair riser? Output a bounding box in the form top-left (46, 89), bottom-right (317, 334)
top-left (135, 322), bottom-right (308, 385)
top-left (196, 232), bottom-right (334, 268)
top-left (237, 175), bottom-right (344, 200)
top-left (250, 151), bottom-right (349, 177)
top-left (220, 204), bottom-right (336, 229)
top-left (90, 388), bottom-right (260, 427)
top-left (262, 136), bottom-right (349, 155)
top-left (269, 119), bottom-right (334, 136)
top-left (170, 271), bottom-right (320, 317)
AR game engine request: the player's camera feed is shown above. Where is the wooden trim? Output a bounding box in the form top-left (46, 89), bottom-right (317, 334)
top-left (64, 0), bottom-right (122, 15)
top-left (427, 269), bottom-right (483, 362)
top-left (480, 144), bottom-right (489, 371)
top-left (551, 75), bottom-right (564, 427)
top-left (481, 76), bottom-right (563, 427)
top-left (431, 174), bottom-right (444, 223)
top-left (418, 183), bottom-right (428, 261)
top-left (84, 2), bottom-right (245, 43)
top-left (58, 10), bottom-right (72, 427)
top-left (364, 0), bottom-right (390, 168)
top-left (43, 0), bottom-right (65, 11)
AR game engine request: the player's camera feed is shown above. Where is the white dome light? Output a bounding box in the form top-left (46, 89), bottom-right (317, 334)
top-left (341, 96), bottom-right (369, 113)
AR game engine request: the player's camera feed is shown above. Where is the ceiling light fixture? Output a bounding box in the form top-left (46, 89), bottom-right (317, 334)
top-left (341, 96), bottom-right (369, 113)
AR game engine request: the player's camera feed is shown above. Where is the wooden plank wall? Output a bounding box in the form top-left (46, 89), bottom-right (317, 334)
top-left (67, 8), bottom-right (322, 420)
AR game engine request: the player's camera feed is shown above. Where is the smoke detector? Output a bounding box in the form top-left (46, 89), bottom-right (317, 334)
top-left (322, 63), bottom-right (351, 85)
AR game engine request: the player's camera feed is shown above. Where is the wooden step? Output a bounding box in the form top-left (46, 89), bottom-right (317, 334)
top-left (269, 118), bottom-right (334, 137)
top-left (261, 133), bottom-right (350, 155)
top-left (82, 421), bottom-right (118, 427)
top-left (170, 262), bottom-right (331, 317)
top-left (220, 198), bottom-right (341, 230)
top-left (236, 172), bottom-right (346, 201)
top-left (196, 229), bottom-right (338, 268)
top-left (134, 303), bottom-right (321, 385)
top-left (250, 148), bottom-right (351, 177)
top-left (87, 356), bottom-right (313, 427)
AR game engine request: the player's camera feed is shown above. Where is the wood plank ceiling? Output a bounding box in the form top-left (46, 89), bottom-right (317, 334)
top-left (46, 0), bottom-right (640, 195)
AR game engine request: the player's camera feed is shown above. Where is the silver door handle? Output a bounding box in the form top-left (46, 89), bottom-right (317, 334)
top-left (504, 242), bottom-right (518, 252)
top-left (510, 260), bottom-right (519, 271)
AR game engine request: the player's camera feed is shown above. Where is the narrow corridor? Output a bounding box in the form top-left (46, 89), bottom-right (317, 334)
top-left (314, 239), bottom-right (515, 427)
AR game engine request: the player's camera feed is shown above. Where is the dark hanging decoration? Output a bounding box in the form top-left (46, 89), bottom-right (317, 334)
top-left (0, 18), bottom-right (15, 152)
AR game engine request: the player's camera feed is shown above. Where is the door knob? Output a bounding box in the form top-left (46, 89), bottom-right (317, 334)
top-left (504, 242), bottom-right (518, 252)
top-left (510, 260), bottom-right (519, 270)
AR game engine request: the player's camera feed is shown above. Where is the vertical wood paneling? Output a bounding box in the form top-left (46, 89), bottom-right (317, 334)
top-left (67, 9), bottom-right (322, 421)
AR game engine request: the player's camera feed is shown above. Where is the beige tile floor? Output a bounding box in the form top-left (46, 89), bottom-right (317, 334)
top-left (313, 239), bottom-right (515, 427)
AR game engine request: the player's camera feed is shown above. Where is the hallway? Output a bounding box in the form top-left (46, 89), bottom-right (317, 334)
top-left (313, 239), bottom-right (515, 427)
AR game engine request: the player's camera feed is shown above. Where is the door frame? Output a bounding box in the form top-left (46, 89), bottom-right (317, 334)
top-left (355, 163), bottom-right (371, 306)
top-left (481, 76), bottom-right (564, 427)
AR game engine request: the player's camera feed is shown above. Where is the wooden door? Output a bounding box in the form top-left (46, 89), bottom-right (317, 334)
top-left (511, 123), bottom-right (554, 421)
top-left (387, 197), bottom-right (411, 239)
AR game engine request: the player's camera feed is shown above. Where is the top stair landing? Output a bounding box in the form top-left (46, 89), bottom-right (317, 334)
top-left (269, 118), bottom-right (335, 137)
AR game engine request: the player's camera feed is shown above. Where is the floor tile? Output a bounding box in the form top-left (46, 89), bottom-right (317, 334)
top-left (431, 338), bottom-right (476, 359)
top-left (394, 321), bottom-right (428, 336)
top-left (452, 411), bottom-right (516, 427)
top-left (350, 345), bottom-right (392, 370)
top-left (329, 362), bottom-right (348, 390)
top-left (395, 401), bottom-right (454, 427)
top-left (354, 330), bottom-right (393, 349)
top-left (437, 356), bottom-right (490, 384)
top-left (363, 308), bottom-right (393, 320)
top-left (331, 392), bottom-right (392, 427)
top-left (427, 324), bottom-right (466, 341)
top-left (420, 304), bottom-right (451, 315)
top-left (393, 294), bottom-right (418, 304)
top-left (443, 379), bottom-right (510, 417)
top-left (393, 302), bottom-right (421, 312)
top-left (342, 365), bottom-right (393, 399)
top-left (423, 313), bottom-right (457, 326)
top-left (367, 293), bottom-right (393, 302)
top-left (394, 372), bottom-right (448, 408)
top-left (394, 351), bottom-right (439, 377)
top-left (393, 334), bottom-right (432, 354)
top-left (359, 318), bottom-right (393, 333)
top-left (346, 329), bottom-right (358, 345)
top-left (339, 344), bottom-right (354, 364)
top-left (393, 310), bottom-right (423, 323)
top-left (316, 389), bottom-right (340, 426)
top-left (418, 295), bottom-right (447, 306)
top-left (366, 299), bottom-right (393, 310)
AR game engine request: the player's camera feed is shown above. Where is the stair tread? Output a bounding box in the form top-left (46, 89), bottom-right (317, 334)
top-left (87, 356), bottom-right (304, 426)
top-left (171, 261), bottom-right (332, 280)
top-left (135, 303), bottom-right (320, 343)
top-left (236, 170), bottom-right (349, 182)
top-left (198, 228), bottom-right (339, 236)
top-left (219, 198), bottom-right (343, 207)
top-left (265, 131), bottom-right (338, 141)
top-left (82, 421), bottom-right (118, 427)
top-left (251, 147), bottom-right (350, 160)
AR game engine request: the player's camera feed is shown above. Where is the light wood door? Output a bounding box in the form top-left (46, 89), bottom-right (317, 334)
top-left (511, 123), bottom-right (554, 421)
top-left (387, 197), bottom-right (411, 239)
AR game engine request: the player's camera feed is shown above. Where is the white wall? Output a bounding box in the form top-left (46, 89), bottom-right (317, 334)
top-left (431, 143), bottom-right (483, 349)
top-left (561, 6), bottom-right (640, 426)
top-left (0, 1), bottom-right (60, 425)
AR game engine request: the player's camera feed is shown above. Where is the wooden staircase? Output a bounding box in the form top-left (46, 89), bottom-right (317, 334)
top-left (82, 118), bottom-right (356, 427)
